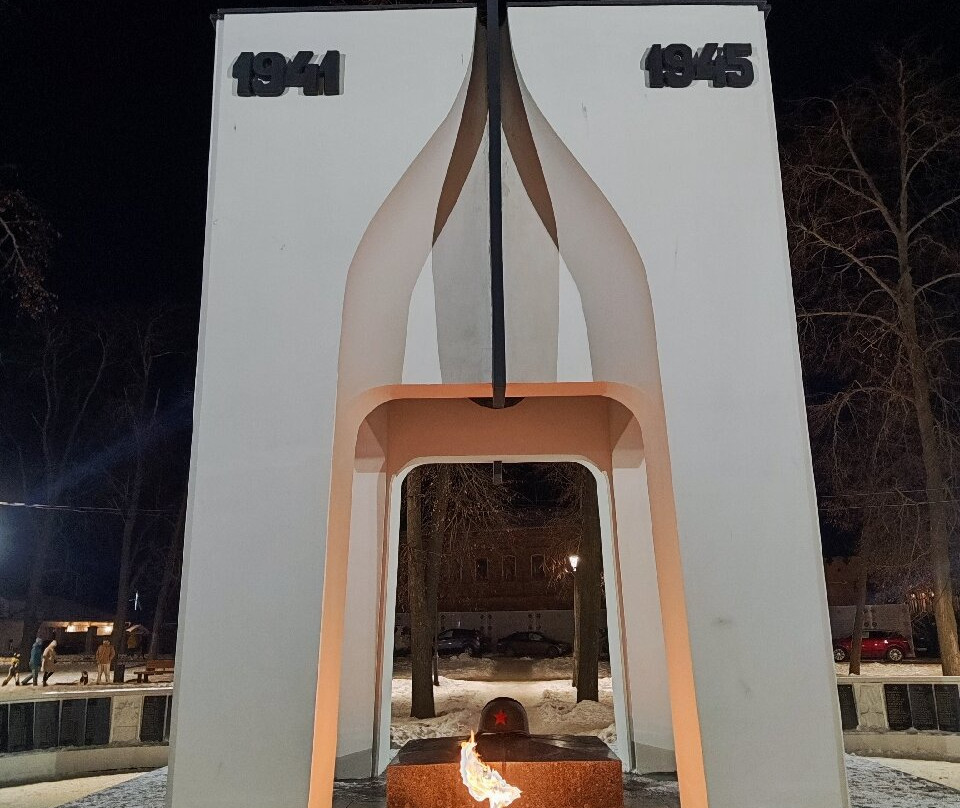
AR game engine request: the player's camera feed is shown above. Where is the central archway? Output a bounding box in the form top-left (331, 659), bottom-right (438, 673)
top-left (319, 391), bottom-right (685, 792)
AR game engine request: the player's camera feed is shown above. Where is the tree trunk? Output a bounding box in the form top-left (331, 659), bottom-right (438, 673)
top-left (848, 564), bottom-right (868, 675)
top-left (576, 476), bottom-right (602, 703)
top-left (110, 458), bottom-right (145, 667)
top-left (571, 574), bottom-right (579, 688)
top-left (19, 514), bottom-right (54, 660)
top-left (407, 469), bottom-right (436, 719)
top-left (148, 494), bottom-right (187, 660)
top-left (897, 269), bottom-right (960, 675)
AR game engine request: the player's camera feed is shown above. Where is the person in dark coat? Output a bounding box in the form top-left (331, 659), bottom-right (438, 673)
top-left (20, 638), bottom-right (44, 686)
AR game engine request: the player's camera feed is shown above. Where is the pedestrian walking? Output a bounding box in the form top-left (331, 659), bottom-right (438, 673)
top-left (20, 638), bottom-right (44, 686)
top-left (1, 652), bottom-right (20, 686)
top-left (95, 639), bottom-right (116, 684)
top-left (41, 639), bottom-right (57, 686)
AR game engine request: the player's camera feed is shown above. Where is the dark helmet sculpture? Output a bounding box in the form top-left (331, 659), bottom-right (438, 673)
top-left (477, 697), bottom-right (529, 736)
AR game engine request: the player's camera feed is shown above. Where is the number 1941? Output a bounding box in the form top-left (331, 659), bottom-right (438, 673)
top-left (232, 50), bottom-right (342, 97)
top-left (645, 43), bottom-right (754, 88)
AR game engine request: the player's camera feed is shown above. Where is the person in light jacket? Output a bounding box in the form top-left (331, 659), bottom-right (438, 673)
top-left (95, 639), bottom-right (116, 684)
top-left (41, 639), bottom-right (57, 686)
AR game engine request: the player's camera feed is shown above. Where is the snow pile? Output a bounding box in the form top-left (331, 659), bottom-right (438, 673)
top-left (391, 707), bottom-right (475, 746)
top-left (436, 654), bottom-right (499, 680)
top-left (835, 662), bottom-right (944, 678)
top-left (532, 686), bottom-right (616, 743)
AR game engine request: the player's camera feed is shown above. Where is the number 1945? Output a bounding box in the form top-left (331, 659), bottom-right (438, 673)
top-left (645, 43), bottom-right (754, 89)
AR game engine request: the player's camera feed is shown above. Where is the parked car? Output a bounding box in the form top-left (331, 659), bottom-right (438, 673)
top-left (436, 628), bottom-right (482, 657)
top-left (833, 631), bottom-right (912, 663)
top-left (496, 631), bottom-right (571, 658)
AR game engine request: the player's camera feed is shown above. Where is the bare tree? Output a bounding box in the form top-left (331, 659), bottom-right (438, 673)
top-left (534, 463), bottom-right (602, 702)
top-left (783, 54), bottom-right (960, 673)
top-left (405, 467), bottom-right (441, 718)
top-left (148, 492), bottom-right (186, 659)
top-left (106, 312), bottom-right (168, 661)
top-left (1, 319), bottom-right (110, 660)
top-left (0, 173), bottom-right (54, 316)
top-left (402, 463), bottom-right (516, 717)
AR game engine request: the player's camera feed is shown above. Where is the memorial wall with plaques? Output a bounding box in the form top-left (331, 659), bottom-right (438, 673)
top-left (0, 692), bottom-right (174, 755)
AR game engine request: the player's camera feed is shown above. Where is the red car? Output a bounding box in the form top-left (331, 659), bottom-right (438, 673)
top-left (833, 630), bottom-right (911, 663)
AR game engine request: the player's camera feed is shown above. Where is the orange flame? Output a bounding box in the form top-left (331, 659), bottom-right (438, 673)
top-left (459, 731), bottom-right (522, 808)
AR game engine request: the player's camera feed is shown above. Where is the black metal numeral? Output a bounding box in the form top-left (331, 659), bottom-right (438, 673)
top-left (645, 44), bottom-right (664, 88)
top-left (232, 52), bottom-right (254, 97)
top-left (232, 50), bottom-right (343, 97)
top-left (287, 51), bottom-right (321, 95)
top-left (663, 44), bottom-right (695, 88)
top-left (646, 42), bottom-right (754, 88)
top-left (723, 43), bottom-right (754, 88)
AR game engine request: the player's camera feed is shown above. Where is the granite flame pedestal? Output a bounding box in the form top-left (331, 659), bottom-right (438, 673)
top-left (386, 734), bottom-right (623, 808)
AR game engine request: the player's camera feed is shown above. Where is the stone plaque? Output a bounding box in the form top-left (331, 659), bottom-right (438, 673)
top-left (0, 705), bottom-right (8, 751)
top-left (908, 684), bottom-right (937, 730)
top-left (884, 684), bottom-right (912, 730)
top-left (110, 695), bottom-right (143, 744)
top-left (837, 685), bottom-right (858, 731)
top-left (852, 683), bottom-right (887, 730)
top-left (59, 699), bottom-right (87, 747)
top-left (84, 697), bottom-right (111, 746)
top-left (164, 693), bottom-right (172, 740)
top-left (141, 695), bottom-right (167, 743)
top-left (7, 702), bottom-right (34, 752)
top-left (34, 700), bottom-right (60, 749)
top-left (934, 684), bottom-right (960, 732)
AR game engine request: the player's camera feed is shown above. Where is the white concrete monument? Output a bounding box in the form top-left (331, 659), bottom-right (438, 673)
top-left (171, 2), bottom-right (849, 807)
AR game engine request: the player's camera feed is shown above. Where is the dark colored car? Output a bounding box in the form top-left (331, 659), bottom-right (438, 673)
top-left (833, 631), bottom-right (912, 663)
top-left (436, 628), bottom-right (482, 657)
top-left (496, 631), bottom-right (572, 658)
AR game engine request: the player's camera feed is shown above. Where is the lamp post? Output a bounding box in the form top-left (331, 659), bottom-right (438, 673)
top-left (569, 554), bottom-right (580, 686)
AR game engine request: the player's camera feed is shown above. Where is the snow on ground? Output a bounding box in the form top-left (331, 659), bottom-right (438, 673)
top-left (0, 772), bottom-right (141, 808)
top-left (390, 655), bottom-right (616, 747)
top-left (835, 661), bottom-right (946, 677)
top-left (36, 758), bottom-right (960, 808)
top-left (865, 757), bottom-right (960, 791)
top-left (846, 755), bottom-right (960, 808)
top-left (390, 675), bottom-right (616, 747)
top-left (43, 769), bottom-right (168, 808)
top-left (0, 654), bottom-right (172, 701)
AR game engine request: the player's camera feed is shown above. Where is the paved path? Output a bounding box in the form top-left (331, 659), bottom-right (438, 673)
top-left (0, 773), bottom-right (140, 808)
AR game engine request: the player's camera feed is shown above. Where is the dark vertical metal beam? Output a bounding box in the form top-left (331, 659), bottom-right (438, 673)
top-left (486, 0), bottom-right (507, 408)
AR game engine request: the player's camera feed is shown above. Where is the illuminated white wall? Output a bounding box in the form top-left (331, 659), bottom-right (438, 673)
top-left (174, 4), bottom-right (848, 808)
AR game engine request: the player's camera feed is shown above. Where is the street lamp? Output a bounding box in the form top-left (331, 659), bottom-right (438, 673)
top-left (568, 554), bottom-right (579, 572)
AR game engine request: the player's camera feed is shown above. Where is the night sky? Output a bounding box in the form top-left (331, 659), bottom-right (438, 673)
top-left (1, 1), bottom-right (959, 599)
top-left (1, 0), bottom-right (957, 310)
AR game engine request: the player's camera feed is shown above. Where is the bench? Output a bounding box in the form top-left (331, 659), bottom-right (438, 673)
top-left (135, 661), bottom-right (175, 683)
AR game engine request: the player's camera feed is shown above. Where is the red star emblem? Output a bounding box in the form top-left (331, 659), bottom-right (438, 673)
top-left (494, 709), bottom-right (508, 726)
